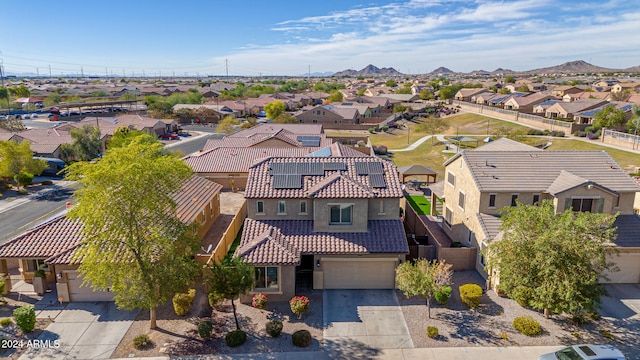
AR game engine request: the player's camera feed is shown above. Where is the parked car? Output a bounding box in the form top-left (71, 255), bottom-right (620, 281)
top-left (159, 133), bottom-right (179, 140)
top-left (21, 114), bottom-right (30, 119)
top-left (538, 345), bottom-right (625, 360)
top-left (31, 113), bottom-right (39, 118)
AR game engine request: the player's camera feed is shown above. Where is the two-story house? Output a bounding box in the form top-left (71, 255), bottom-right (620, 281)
top-left (441, 138), bottom-right (640, 284)
top-left (235, 156), bottom-right (409, 301)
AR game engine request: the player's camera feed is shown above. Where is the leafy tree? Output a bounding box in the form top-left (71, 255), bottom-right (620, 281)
top-left (357, 88), bottom-right (367, 96)
top-left (504, 75), bottom-right (516, 84)
top-left (216, 115), bottom-right (240, 134)
top-left (0, 117), bottom-right (26, 131)
top-left (396, 259), bottom-right (452, 318)
top-left (264, 100), bottom-right (286, 119)
top-left (395, 87), bottom-right (412, 94)
top-left (14, 172), bottom-right (34, 190)
top-left (44, 93), bottom-right (63, 107)
top-left (610, 90), bottom-right (631, 101)
top-left (593, 105), bottom-right (626, 129)
top-left (438, 85), bottom-right (463, 100)
top-left (119, 92), bottom-right (137, 101)
top-left (108, 126), bottom-right (157, 149)
top-left (516, 84), bottom-right (530, 92)
top-left (0, 86), bottom-right (10, 109)
top-left (65, 138), bottom-right (199, 330)
top-left (205, 257), bottom-right (255, 330)
top-left (8, 85), bottom-right (30, 98)
top-left (419, 89), bottom-right (434, 100)
top-left (273, 113), bottom-right (298, 124)
top-left (627, 104), bottom-right (640, 134)
top-left (91, 90), bottom-right (109, 97)
top-left (393, 104), bottom-right (407, 113)
top-left (498, 88), bottom-right (512, 95)
top-left (417, 117), bottom-right (448, 144)
top-left (69, 125), bottom-right (102, 161)
top-left (240, 117), bottom-right (258, 129)
top-left (0, 141), bottom-right (47, 180)
top-left (486, 200), bottom-right (617, 317)
top-left (327, 90), bottom-right (344, 103)
top-left (385, 79), bottom-right (398, 88)
top-left (59, 143), bottom-right (76, 163)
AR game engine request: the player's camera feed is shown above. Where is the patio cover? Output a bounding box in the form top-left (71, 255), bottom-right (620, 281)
top-left (398, 164), bottom-right (437, 184)
top-left (449, 135), bottom-right (479, 149)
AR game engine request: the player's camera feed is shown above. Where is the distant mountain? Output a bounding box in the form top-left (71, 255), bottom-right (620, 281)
top-left (524, 60), bottom-right (618, 74)
top-left (333, 64), bottom-right (402, 77)
top-left (428, 66), bottom-right (455, 75)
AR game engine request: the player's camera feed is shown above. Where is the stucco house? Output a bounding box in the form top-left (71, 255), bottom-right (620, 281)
top-left (235, 156), bottom-right (409, 301)
top-left (440, 138), bottom-right (640, 284)
top-left (502, 92), bottom-right (558, 113)
top-left (295, 105), bottom-right (360, 124)
top-left (544, 99), bottom-right (608, 119)
top-left (0, 175), bottom-right (223, 301)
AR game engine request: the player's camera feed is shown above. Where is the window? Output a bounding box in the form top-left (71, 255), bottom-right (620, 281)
top-left (532, 194), bottom-right (540, 205)
top-left (330, 204), bottom-right (352, 225)
top-left (444, 207), bottom-right (453, 229)
top-left (571, 198), bottom-right (594, 212)
top-left (378, 200), bottom-right (385, 214)
top-left (201, 209), bottom-right (206, 223)
top-left (210, 201), bottom-right (214, 215)
top-left (256, 201), bottom-right (264, 214)
top-left (25, 259), bottom-right (48, 272)
top-left (278, 200), bottom-right (286, 214)
top-left (489, 194), bottom-right (496, 208)
top-left (299, 200), bottom-right (307, 215)
top-left (511, 194), bottom-right (519, 207)
top-left (312, 119), bottom-right (318, 124)
top-left (447, 171), bottom-right (456, 187)
top-left (254, 266), bottom-right (279, 289)
top-left (458, 191), bottom-right (465, 210)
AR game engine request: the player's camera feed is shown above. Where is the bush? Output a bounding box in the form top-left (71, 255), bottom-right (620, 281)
top-left (434, 286), bottom-right (452, 305)
top-left (513, 316), bottom-right (542, 336)
top-left (17, 189), bottom-right (28, 195)
top-left (41, 180), bottom-right (53, 186)
top-left (542, 129), bottom-right (551, 136)
top-left (550, 130), bottom-right (565, 137)
top-left (34, 269), bottom-right (46, 279)
top-left (252, 293), bottom-right (267, 309)
top-left (292, 330), bottom-right (312, 347)
top-left (573, 131), bottom-right (586, 137)
top-left (426, 326), bottom-right (438, 338)
top-left (382, 125), bottom-right (389, 132)
top-left (133, 334), bottom-right (152, 350)
top-left (266, 320), bottom-right (283, 337)
top-left (225, 330), bottom-right (247, 347)
top-left (14, 172), bottom-right (34, 189)
top-left (374, 145), bottom-right (388, 155)
top-left (511, 285), bottom-right (534, 308)
top-left (584, 126), bottom-right (594, 133)
top-left (172, 288), bottom-right (196, 316)
top-left (527, 129), bottom-right (544, 136)
top-left (459, 283), bottom-right (483, 309)
top-left (198, 321), bottom-right (213, 340)
top-left (600, 329), bottom-right (615, 340)
top-left (13, 305), bottom-right (35, 333)
top-left (0, 318), bottom-right (12, 327)
top-left (290, 295), bottom-right (310, 319)
top-left (368, 127), bottom-right (375, 134)
top-left (208, 292), bottom-right (225, 309)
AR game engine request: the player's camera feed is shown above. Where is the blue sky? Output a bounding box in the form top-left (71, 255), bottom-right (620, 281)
top-left (2, 0), bottom-right (639, 76)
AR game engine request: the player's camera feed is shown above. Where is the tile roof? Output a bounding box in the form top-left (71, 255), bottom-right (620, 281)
top-left (474, 138), bottom-right (542, 152)
top-left (173, 175), bottom-right (223, 223)
top-left (235, 219), bottom-right (408, 265)
top-left (185, 147), bottom-right (315, 173)
top-left (477, 213), bottom-right (503, 242)
top-left (228, 124), bottom-right (323, 137)
top-left (448, 151), bottom-right (640, 193)
top-left (244, 156), bottom-right (403, 199)
top-left (613, 215), bottom-right (640, 247)
top-left (18, 128), bottom-right (73, 145)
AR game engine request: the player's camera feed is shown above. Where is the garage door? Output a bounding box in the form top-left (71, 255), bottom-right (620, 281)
top-left (66, 271), bottom-right (115, 302)
top-left (602, 253), bottom-right (640, 283)
top-left (323, 259), bottom-right (397, 289)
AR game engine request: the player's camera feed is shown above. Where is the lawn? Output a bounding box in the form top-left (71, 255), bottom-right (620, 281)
top-left (405, 195), bottom-right (432, 215)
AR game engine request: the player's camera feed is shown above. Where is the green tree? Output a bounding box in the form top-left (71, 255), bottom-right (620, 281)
top-left (264, 100), bottom-right (286, 119)
top-left (327, 90), bottom-right (344, 103)
top-left (498, 87), bottom-right (512, 95)
top-left (419, 89), bottom-right (434, 100)
top-left (65, 138), bottom-right (199, 330)
top-left (486, 200), bottom-right (617, 317)
top-left (273, 113), bottom-right (298, 124)
top-left (516, 84), bottom-right (530, 92)
top-left (505, 75), bottom-right (516, 83)
top-left (8, 85), bottom-right (30, 98)
top-left (0, 141), bottom-right (47, 180)
top-left (44, 93), bottom-right (63, 107)
top-left (357, 88), bottom-right (367, 96)
top-left (627, 104), bottom-right (640, 134)
top-left (216, 115), bottom-right (240, 134)
top-left (395, 87), bottom-right (412, 94)
top-left (393, 104), bottom-right (407, 113)
top-left (385, 79), bottom-right (398, 88)
top-left (396, 259), bottom-right (452, 318)
top-left (610, 90), bottom-right (631, 101)
top-left (59, 143), bottom-right (77, 163)
top-left (108, 126), bottom-right (157, 149)
top-left (438, 85), bottom-right (463, 100)
top-left (205, 257), bottom-right (255, 330)
top-left (69, 125), bottom-right (102, 161)
top-left (593, 105), bottom-right (627, 129)
top-left (0, 86), bottom-right (9, 109)
top-left (240, 117), bottom-right (258, 129)
top-left (119, 92), bottom-right (137, 101)
top-left (14, 172), bottom-right (34, 190)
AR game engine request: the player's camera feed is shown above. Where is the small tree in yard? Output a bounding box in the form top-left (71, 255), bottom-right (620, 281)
top-left (396, 259), bottom-right (453, 318)
top-left (205, 257), bottom-right (254, 330)
top-left (14, 172), bottom-right (34, 190)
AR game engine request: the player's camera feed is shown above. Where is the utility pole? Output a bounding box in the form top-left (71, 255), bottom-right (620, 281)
top-left (81, 66), bottom-right (84, 78)
top-left (225, 59), bottom-right (229, 78)
top-left (36, 67), bottom-right (39, 77)
top-left (105, 67), bottom-right (108, 78)
top-left (49, 64), bottom-right (52, 78)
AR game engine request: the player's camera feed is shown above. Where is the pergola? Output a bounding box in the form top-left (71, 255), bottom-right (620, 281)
top-left (449, 136), bottom-right (479, 150)
top-left (398, 165), bottom-right (438, 185)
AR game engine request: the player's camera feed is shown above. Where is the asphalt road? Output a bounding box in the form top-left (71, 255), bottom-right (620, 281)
top-left (167, 125), bottom-right (224, 155)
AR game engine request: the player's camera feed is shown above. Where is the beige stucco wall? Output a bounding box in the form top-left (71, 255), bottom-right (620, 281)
top-left (367, 198), bottom-right (400, 220)
top-left (313, 198), bottom-right (368, 232)
top-left (241, 265), bottom-right (296, 303)
top-left (553, 188), bottom-right (635, 214)
top-left (296, 108), bottom-right (343, 124)
top-left (248, 198), bottom-right (315, 220)
top-left (201, 173), bottom-right (248, 191)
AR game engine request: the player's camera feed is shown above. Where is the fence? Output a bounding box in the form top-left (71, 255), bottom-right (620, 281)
top-left (204, 200), bottom-right (247, 265)
top-left (602, 129), bottom-right (640, 151)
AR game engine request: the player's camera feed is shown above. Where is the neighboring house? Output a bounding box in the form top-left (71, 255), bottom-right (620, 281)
top-left (455, 88), bottom-right (488, 102)
top-left (201, 128), bottom-right (332, 152)
top-left (235, 156), bottom-right (409, 301)
top-left (502, 92), bottom-right (557, 113)
top-left (612, 82), bottom-right (640, 93)
top-left (532, 100), bottom-right (560, 114)
top-left (440, 138), bottom-right (640, 284)
top-left (551, 85), bottom-right (582, 97)
top-left (295, 105), bottom-right (359, 124)
top-left (562, 91), bottom-right (611, 102)
top-left (0, 175), bottom-right (223, 302)
top-left (544, 99), bottom-right (608, 119)
top-left (573, 102), bottom-right (633, 125)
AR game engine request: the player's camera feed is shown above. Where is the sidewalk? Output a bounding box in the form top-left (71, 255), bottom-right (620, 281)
top-left (114, 346), bottom-right (562, 360)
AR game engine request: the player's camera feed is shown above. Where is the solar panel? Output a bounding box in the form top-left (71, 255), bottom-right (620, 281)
top-left (273, 174), bottom-right (302, 189)
top-left (323, 162), bottom-right (347, 171)
top-left (368, 162), bottom-right (384, 174)
top-left (297, 135), bottom-right (321, 147)
top-left (270, 163), bottom-right (285, 175)
top-left (355, 161), bottom-right (384, 175)
top-left (355, 162), bottom-right (369, 175)
top-left (369, 173), bottom-right (387, 188)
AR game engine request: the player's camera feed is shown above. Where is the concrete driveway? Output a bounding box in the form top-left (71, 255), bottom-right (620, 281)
top-left (323, 289), bottom-right (413, 356)
top-left (599, 284), bottom-right (640, 319)
top-left (19, 302), bottom-right (137, 360)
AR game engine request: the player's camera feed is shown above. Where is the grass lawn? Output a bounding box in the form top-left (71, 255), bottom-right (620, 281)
top-left (405, 195), bottom-right (432, 215)
top-left (545, 138), bottom-right (640, 172)
top-left (388, 140), bottom-right (453, 180)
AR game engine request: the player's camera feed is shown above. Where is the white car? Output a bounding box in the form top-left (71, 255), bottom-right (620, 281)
top-left (538, 344), bottom-right (625, 360)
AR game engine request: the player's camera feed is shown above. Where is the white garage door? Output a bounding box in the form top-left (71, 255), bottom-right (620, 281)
top-left (323, 259), bottom-right (397, 289)
top-left (66, 271), bottom-right (115, 302)
top-left (602, 253), bottom-right (640, 284)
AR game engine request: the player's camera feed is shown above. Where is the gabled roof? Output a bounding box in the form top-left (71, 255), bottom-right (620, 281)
top-left (398, 165), bottom-right (437, 175)
top-left (235, 219), bottom-right (408, 265)
top-left (473, 137), bottom-right (541, 152)
top-left (477, 213), bottom-right (503, 242)
top-left (185, 147), bottom-right (316, 173)
top-left (306, 172), bottom-right (376, 199)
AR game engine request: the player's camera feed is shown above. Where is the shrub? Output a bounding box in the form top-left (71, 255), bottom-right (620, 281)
top-left (14, 172), bottom-right (34, 189)
top-left (133, 334), bottom-right (152, 350)
top-left (290, 295), bottom-right (310, 319)
top-left (426, 326), bottom-right (438, 338)
top-left (0, 318), bottom-right (12, 327)
top-left (570, 312), bottom-right (592, 326)
top-left (225, 330), bottom-right (247, 347)
top-left (527, 129), bottom-right (544, 136)
top-left (172, 288), bottom-right (196, 316)
top-left (513, 316), bottom-right (542, 336)
top-left (208, 292), bottom-right (225, 309)
top-left (571, 332), bottom-right (582, 339)
top-left (13, 305), bottom-right (35, 333)
top-left (266, 320), bottom-right (283, 337)
top-left (600, 329), bottom-right (615, 340)
top-left (252, 293), bottom-right (267, 309)
top-left (573, 131), bottom-right (586, 137)
top-left (198, 321), bottom-right (213, 340)
top-left (511, 285), bottom-right (534, 308)
top-left (498, 330), bottom-right (509, 340)
top-left (34, 269), bottom-right (46, 279)
top-left (382, 125), bottom-right (389, 132)
top-left (434, 286), bottom-right (452, 305)
top-left (292, 330), bottom-right (312, 347)
top-left (584, 126), bottom-right (594, 133)
top-left (550, 130), bottom-right (565, 137)
top-left (17, 189), bottom-right (28, 195)
top-left (374, 145), bottom-right (388, 155)
top-left (41, 180), bottom-right (53, 186)
top-left (459, 283), bottom-right (483, 309)
top-left (368, 127), bottom-right (375, 134)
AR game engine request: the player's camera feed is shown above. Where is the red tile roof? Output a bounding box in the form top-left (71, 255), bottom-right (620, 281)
top-left (235, 219), bottom-right (408, 265)
top-left (244, 157), bottom-right (403, 199)
top-left (184, 147), bottom-right (315, 173)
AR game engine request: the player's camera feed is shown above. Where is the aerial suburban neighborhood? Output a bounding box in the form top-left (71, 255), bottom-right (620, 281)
top-left (1, 1), bottom-right (640, 360)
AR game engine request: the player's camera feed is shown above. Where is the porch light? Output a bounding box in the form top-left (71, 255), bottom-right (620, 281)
top-left (316, 259), bottom-right (321, 268)
top-left (56, 272), bottom-right (62, 280)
